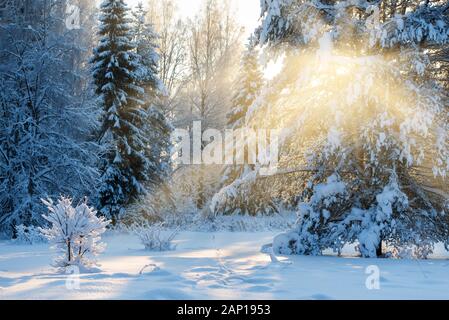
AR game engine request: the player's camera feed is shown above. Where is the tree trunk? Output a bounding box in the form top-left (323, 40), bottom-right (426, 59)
top-left (376, 241), bottom-right (383, 258)
top-left (197, 165), bottom-right (205, 209)
top-left (67, 240), bottom-right (72, 263)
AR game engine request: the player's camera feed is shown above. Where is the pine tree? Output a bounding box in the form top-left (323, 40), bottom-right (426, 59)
top-left (131, 3), bottom-right (174, 210)
top-left (131, 2), bottom-right (164, 99)
top-left (224, 40), bottom-right (263, 185)
top-left (211, 40), bottom-right (274, 216)
top-left (227, 40), bottom-right (263, 130)
top-left (253, 1), bottom-right (449, 258)
top-left (92, 0), bottom-right (150, 223)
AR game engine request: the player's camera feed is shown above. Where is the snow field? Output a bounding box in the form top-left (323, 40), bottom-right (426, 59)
top-left (1, 231), bottom-right (449, 300)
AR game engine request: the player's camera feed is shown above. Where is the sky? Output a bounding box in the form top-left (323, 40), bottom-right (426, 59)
top-left (126, 0), bottom-right (261, 37)
top-left (125, 0), bottom-right (283, 79)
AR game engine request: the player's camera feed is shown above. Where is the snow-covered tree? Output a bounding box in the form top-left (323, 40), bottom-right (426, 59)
top-left (256, 0), bottom-right (449, 48)
top-left (226, 40), bottom-right (264, 130)
top-left (131, 3), bottom-right (174, 214)
top-left (180, 0), bottom-right (243, 210)
top-left (211, 40), bottom-right (277, 216)
top-left (132, 2), bottom-right (173, 182)
top-left (0, 0), bottom-right (100, 237)
top-left (41, 197), bottom-right (110, 271)
top-left (131, 2), bottom-right (164, 99)
top-left (252, 0), bottom-right (449, 258)
top-left (92, 0), bottom-right (152, 223)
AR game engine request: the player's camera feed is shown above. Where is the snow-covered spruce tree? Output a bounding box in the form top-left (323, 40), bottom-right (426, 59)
top-left (132, 2), bottom-right (173, 183)
top-left (131, 3), bottom-right (174, 216)
top-left (131, 2), bottom-right (165, 99)
top-left (211, 40), bottom-right (277, 216)
top-left (0, 0), bottom-right (100, 237)
top-left (92, 0), bottom-right (154, 223)
top-left (226, 39), bottom-right (264, 131)
top-left (251, 1), bottom-right (449, 258)
top-left (41, 197), bottom-right (110, 271)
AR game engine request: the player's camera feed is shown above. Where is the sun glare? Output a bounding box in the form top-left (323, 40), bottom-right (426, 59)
top-left (247, 33), bottom-right (428, 153)
top-left (262, 55), bottom-right (285, 80)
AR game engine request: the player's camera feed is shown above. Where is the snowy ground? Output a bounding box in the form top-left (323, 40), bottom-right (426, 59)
top-left (1, 231), bottom-right (449, 300)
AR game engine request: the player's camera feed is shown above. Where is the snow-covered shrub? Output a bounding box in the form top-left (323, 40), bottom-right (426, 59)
top-left (132, 223), bottom-right (178, 251)
top-left (412, 242), bottom-right (435, 260)
top-left (40, 197), bottom-right (110, 271)
top-left (385, 241), bottom-right (435, 260)
top-left (299, 175), bottom-right (349, 254)
top-left (276, 170), bottom-right (448, 258)
top-left (273, 175), bottom-right (350, 255)
top-left (14, 225), bottom-right (47, 245)
top-left (191, 212), bottom-right (297, 232)
top-left (273, 232), bottom-right (301, 255)
top-left (331, 175), bottom-right (411, 258)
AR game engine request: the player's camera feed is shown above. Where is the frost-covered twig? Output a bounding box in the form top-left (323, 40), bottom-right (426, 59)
top-left (132, 222), bottom-right (178, 251)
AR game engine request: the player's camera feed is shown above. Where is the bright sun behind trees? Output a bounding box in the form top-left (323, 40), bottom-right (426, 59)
top-left (0, 0), bottom-right (448, 291)
top-left (0, 0), bottom-right (449, 302)
top-left (249, 0), bottom-right (449, 258)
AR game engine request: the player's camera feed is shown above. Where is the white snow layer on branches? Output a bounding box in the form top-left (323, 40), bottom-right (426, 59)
top-left (257, 1), bottom-right (449, 47)
top-left (131, 222), bottom-right (178, 251)
top-left (40, 197), bottom-right (110, 271)
top-left (265, 34), bottom-right (448, 257)
top-left (13, 225), bottom-right (48, 245)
